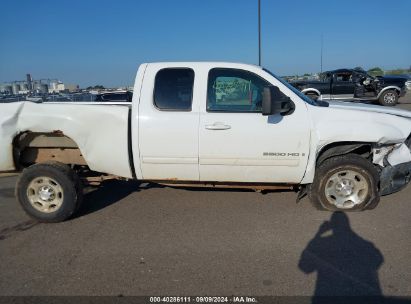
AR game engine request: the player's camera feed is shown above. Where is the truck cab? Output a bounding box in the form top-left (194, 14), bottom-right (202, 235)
top-left (134, 63), bottom-right (311, 183)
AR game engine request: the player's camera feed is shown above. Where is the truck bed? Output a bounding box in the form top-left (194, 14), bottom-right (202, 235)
top-left (0, 101), bottom-right (133, 177)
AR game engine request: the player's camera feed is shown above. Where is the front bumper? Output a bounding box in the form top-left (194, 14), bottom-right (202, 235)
top-left (380, 161), bottom-right (411, 195)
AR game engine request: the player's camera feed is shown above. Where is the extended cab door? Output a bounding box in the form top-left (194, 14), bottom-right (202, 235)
top-left (199, 67), bottom-right (310, 183)
top-left (331, 71), bottom-right (355, 99)
top-left (319, 72), bottom-right (332, 99)
top-left (138, 64), bottom-right (200, 180)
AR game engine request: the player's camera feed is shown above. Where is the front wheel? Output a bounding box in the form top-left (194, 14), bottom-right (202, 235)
top-left (378, 90), bottom-right (398, 106)
top-left (308, 154), bottom-right (380, 211)
top-left (16, 162), bottom-right (83, 222)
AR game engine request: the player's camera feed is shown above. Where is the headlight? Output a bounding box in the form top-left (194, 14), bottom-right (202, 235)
top-left (406, 80), bottom-right (411, 90)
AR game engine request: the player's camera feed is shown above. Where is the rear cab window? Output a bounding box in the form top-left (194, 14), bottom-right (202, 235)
top-left (154, 68), bottom-right (194, 111)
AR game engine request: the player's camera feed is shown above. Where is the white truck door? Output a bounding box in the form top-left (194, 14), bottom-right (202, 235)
top-left (199, 68), bottom-right (310, 183)
top-left (138, 65), bottom-right (200, 180)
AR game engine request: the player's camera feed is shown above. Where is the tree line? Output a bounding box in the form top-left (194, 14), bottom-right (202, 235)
top-left (361, 66), bottom-right (411, 77)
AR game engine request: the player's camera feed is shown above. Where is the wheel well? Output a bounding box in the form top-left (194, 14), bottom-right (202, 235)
top-left (13, 131), bottom-right (87, 169)
top-left (381, 88), bottom-right (401, 96)
top-left (317, 142), bottom-right (372, 166)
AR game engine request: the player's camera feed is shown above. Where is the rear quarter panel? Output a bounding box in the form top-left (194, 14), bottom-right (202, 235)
top-left (0, 102), bottom-right (133, 178)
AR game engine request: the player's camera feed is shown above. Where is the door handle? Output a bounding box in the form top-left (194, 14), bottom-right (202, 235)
top-left (205, 123), bottom-right (231, 130)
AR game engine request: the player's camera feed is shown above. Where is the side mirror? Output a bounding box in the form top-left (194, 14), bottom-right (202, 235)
top-left (262, 86), bottom-right (295, 116)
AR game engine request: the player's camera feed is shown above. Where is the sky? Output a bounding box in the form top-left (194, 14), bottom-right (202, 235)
top-left (0, 0), bottom-right (410, 87)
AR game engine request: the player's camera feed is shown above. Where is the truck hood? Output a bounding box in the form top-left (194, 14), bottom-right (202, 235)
top-left (377, 75), bottom-right (408, 86)
top-left (327, 101), bottom-right (411, 119)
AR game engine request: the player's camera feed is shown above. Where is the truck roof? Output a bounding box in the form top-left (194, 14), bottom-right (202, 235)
top-left (143, 61), bottom-right (264, 69)
top-left (328, 69), bottom-right (355, 74)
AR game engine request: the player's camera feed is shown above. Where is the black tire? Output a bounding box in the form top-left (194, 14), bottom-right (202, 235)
top-left (307, 154), bottom-right (380, 212)
top-left (44, 161), bottom-right (83, 212)
top-left (15, 162), bottom-right (83, 223)
top-left (378, 90), bottom-right (398, 106)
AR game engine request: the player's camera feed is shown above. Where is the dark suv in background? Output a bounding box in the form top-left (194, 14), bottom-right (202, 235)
top-left (290, 69), bottom-right (410, 106)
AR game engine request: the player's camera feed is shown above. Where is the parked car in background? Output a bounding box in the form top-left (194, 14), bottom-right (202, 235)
top-left (290, 69), bottom-right (410, 106)
top-left (46, 94), bottom-right (73, 102)
top-left (93, 90), bottom-right (132, 103)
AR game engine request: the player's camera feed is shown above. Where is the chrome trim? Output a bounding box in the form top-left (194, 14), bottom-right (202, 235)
top-left (331, 94), bottom-right (354, 100)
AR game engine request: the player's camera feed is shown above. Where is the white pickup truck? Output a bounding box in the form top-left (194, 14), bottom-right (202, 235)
top-left (1, 62), bottom-right (411, 222)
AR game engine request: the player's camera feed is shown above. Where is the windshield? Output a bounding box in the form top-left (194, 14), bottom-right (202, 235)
top-left (263, 68), bottom-right (317, 106)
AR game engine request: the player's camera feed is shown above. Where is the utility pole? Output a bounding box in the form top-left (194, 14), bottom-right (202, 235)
top-left (258, 0), bottom-right (261, 66)
top-left (320, 34), bottom-right (323, 73)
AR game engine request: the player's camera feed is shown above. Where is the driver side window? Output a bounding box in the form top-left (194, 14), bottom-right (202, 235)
top-left (207, 68), bottom-right (281, 112)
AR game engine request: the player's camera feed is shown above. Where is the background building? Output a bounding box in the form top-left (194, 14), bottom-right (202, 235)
top-left (64, 84), bottom-right (79, 92)
top-left (0, 74), bottom-right (66, 94)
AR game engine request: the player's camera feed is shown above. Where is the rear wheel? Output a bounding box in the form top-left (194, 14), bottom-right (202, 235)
top-left (378, 90), bottom-right (398, 106)
top-left (16, 162), bottom-right (83, 222)
top-left (308, 154), bottom-right (380, 211)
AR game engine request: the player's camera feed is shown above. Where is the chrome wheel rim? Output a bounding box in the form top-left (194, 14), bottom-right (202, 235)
top-left (383, 92), bottom-right (396, 104)
top-left (324, 170), bottom-right (369, 209)
top-left (27, 177), bottom-right (64, 213)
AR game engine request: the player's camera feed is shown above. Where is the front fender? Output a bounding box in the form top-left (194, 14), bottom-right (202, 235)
top-left (377, 86), bottom-right (402, 98)
top-left (301, 106), bottom-right (411, 184)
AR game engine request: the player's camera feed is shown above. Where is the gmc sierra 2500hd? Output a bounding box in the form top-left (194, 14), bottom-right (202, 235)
top-left (1, 62), bottom-right (411, 222)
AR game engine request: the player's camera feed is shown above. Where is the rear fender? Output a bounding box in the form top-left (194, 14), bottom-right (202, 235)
top-left (0, 102), bottom-right (133, 178)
